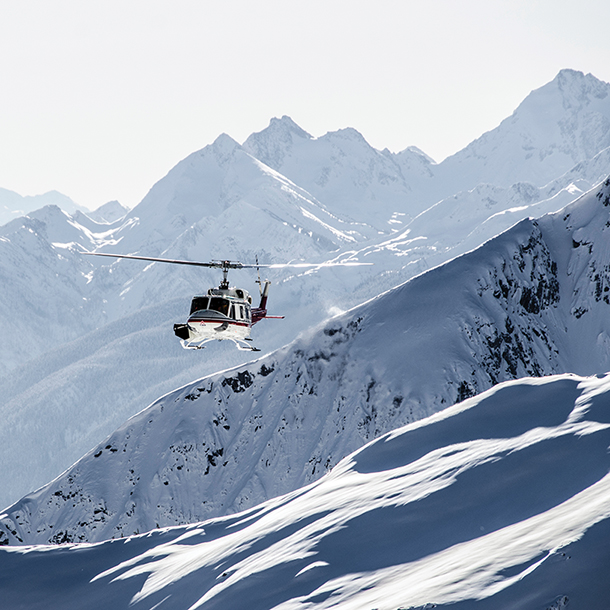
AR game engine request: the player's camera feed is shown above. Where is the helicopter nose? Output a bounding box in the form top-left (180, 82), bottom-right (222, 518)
top-left (173, 324), bottom-right (190, 340)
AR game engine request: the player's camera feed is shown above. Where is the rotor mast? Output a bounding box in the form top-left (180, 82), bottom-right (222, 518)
top-left (215, 260), bottom-right (243, 289)
top-left (220, 261), bottom-right (230, 289)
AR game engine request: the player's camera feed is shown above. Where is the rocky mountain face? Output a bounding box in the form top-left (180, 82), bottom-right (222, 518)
top-left (3, 178), bottom-right (609, 545)
top-left (2, 371), bottom-right (610, 609)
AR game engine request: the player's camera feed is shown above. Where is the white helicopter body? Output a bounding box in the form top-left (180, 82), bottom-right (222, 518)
top-left (85, 253), bottom-right (369, 351)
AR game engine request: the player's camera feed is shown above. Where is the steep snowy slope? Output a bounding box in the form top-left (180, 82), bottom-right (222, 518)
top-left (2, 373), bottom-right (610, 610)
top-left (0, 163), bottom-right (605, 518)
top-left (437, 69), bottom-right (610, 193)
top-left (3, 178), bottom-right (610, 545)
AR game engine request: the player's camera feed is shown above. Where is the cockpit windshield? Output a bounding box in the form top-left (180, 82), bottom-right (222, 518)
top-left (190, 297), bottom-right (208, 314)
top-left (209, 297), bottom-right (230, 317)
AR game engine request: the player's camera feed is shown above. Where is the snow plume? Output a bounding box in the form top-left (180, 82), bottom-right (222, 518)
top-left (3, 178), bottom-right (610, 546)
top-left (2, 373), bottom-right (610, 609)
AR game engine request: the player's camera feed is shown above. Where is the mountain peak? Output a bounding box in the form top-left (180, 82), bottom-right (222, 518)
top-left (212, 132), bottom-right (240, 151)
top-left (209, 133), bottom-right (241, 166)
top-left (521, 69), bottom-right (610, 114)
top-left (551, 68), bottom-right (610, 104)
top-left (242, 117), bottom-right (311, 170)
top-left (438, 69), bottom-right (610, 190)
top-left (88, 200), bottom-right (129, 224)
top-left (322, 126), bottom-right (369, 145)
top-left (268, 115), bottom-right (312, 139)
top-left (396, 145), bottom-right (436, 165)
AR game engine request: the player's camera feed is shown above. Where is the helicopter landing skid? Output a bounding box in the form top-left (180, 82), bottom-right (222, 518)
top-left (231, 337), bottom-right (261, 351)
top-left (180, 338), bottom-right (213, 350)
top-left (180, 337), bottom-right (260, 352)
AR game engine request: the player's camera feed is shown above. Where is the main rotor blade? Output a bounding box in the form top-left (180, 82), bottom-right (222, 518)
top-left (260, 261), bottom-right (373, 268)
top-left (85, 252), bottom-right (372, 269)
top-left (85, 252), bottom-right (241, 269)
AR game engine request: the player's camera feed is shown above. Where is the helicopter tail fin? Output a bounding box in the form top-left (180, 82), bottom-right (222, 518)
top-left (258, 279), bottom-right (271, 310)
top-left (251, 280), bottom-right (284, 324)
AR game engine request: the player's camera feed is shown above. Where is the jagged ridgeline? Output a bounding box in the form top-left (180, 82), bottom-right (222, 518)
top-left (2, 177), bottom-right (610, 546)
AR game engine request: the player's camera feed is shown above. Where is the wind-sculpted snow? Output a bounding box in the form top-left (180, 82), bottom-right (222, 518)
top-left (2, 373), bottom-right (610, 609)
top-left (4, 179), bottom-right (610, 545)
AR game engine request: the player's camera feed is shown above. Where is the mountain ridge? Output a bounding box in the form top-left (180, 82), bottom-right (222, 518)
top-left (2, 372), bottom-right (610, 609)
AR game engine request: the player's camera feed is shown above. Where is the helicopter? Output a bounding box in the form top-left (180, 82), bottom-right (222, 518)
top-left (85, 252), bottom-right (371, 351)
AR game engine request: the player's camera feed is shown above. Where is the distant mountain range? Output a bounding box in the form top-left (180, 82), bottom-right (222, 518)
top-left (0, 188), bottom-right (91, 226)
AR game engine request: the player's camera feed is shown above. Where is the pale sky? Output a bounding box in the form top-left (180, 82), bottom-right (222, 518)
top-left (1, 0), bottom-right (610, 210)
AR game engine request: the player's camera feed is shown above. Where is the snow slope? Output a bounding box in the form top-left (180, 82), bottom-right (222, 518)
top-left (2, 372), bottom-right (610, 609)
top-left (437, 69), bottom-right (610, 193)
top-left (3, 178), bottom-right (610, 544)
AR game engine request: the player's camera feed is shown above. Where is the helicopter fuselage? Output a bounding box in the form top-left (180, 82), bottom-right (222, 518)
top-left (173, 286), bottom-right (268, 350)
top-left (84, 251), bottom-right (365, 352)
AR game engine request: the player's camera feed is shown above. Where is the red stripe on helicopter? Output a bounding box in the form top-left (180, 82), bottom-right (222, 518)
top-left (189, 318), bottom-right (251, 327)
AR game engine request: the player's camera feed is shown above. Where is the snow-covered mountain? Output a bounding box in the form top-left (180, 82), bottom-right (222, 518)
top-left (436, 69), bottom-right (610, 193)
top-left (2, 372), bottom-right (610, 609)
top-left (0, 187), bottom-right (89, 226)
top-left (1, 70), bottom-right (610, 513)
top-left (87, 200), bottom-right (130, 224)
top-left (242, 116), bottom-right (432, 230)
top-left (244, 70), bottom-right (610, 218)
top-left (3, 177), bottom-right (610, 545)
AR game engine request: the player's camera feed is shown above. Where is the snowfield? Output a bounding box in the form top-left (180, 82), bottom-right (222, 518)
top-left (2, 372), bottom-right (610, 609)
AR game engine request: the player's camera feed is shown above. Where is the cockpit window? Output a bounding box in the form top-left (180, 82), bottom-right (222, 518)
top-left (209, 297), bottom-right (230, 316)
top-left (190, 297), bottom-right (208, 314)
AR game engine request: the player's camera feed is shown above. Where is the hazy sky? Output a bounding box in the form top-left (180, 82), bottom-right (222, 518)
top-left (2, 0), bottom-right (610, 210)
